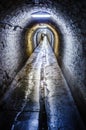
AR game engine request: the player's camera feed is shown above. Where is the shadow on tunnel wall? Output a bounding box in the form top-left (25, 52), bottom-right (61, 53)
top-left (58, 23), bottom-right (86, 126)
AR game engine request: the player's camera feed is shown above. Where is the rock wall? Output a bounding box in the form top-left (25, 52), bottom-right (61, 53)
top-left (0, 0), bottom-right (86, 123)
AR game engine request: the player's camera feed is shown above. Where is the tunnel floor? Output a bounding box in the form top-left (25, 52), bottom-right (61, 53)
top-left (0, 36), bottom-right (85, 130)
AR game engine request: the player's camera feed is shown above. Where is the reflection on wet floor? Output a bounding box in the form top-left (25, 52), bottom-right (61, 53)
top-left (0, 35), bottom-right (85, 130)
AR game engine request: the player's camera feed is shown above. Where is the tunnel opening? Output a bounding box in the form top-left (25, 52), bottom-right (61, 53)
top-left (25, 22), bottom-right (60, 58)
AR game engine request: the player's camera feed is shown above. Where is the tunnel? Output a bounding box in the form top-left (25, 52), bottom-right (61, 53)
top-left (0, 0), bottom-right (86, 130)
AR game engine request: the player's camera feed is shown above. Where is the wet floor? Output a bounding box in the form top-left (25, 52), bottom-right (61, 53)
top-left (0, 36), bottom-right (85, 130)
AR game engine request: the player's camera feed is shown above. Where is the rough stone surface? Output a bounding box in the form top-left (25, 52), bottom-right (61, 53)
top-left (0, 0), bottom-right (86, 126)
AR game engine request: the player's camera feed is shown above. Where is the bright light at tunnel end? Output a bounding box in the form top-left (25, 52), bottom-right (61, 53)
top-left (31, 11), bottom-right (51, 18)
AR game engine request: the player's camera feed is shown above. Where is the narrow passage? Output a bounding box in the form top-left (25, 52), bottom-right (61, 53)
top-left (0, 35), bottom-right (85, 130)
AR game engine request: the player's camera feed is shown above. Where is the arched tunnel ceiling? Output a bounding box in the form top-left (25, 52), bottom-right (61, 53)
top-left (0, 0), bottom-right (86, 124)
top-left (0, 0), bottom-right (86, 87)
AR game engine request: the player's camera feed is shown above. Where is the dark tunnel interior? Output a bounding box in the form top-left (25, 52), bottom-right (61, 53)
top-left (0, 0), bottom-right (86, 130)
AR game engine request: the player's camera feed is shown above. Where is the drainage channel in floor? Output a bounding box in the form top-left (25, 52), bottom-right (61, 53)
top-left (39, 98), bottom-right (48, 130)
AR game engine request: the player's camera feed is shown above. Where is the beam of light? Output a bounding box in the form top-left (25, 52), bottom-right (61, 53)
top-left (31, 12), bottom-right (51, 18)
top-left (32, 14), bottom-right (50, 18)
